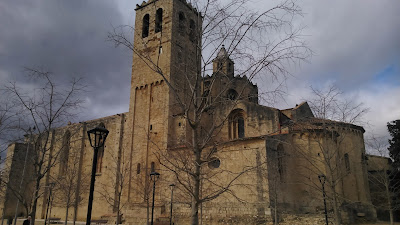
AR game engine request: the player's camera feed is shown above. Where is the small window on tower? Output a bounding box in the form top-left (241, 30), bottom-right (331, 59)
top-left (155, 8), bottom-right (163, 33)
top-left (189, 19), bottom-right (196, 42)
top-left (178, 12), bottom-right (186, 36)
top-left (344, 153), bottom-right (350, 173)
top-left (177, 51), bottom-right (183, 64)
top-left (277, 144), bottom-right (285, 181)
top-left (137, 163), bottom-right (141, 174)
top-left (218, 62), bottom-right (223, 70)
top-left (151, 162), bottom-right (155, 172)
top-left (228, 62), bottom-right (232, 73)
top-left (142, 14), bottom-right (150, 38)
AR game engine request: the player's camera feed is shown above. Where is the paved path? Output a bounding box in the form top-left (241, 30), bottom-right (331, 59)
top-left (10, 219), bottom-right (85, 225)
top-left (9, 218), bottom-right (400, 225)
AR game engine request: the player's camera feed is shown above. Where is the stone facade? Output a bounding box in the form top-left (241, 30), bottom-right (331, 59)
top-left (2, 0), bottom-right (376, 224)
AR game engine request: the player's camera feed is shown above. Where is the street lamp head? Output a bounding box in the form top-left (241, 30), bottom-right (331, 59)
top-left (149, 171), bottom-right (160, 225)
top-left (44, 182), bottom-right (56, 189)
top-left (87, 126), bottom-right (109, 149)
top-left (150, 171), bottom-right (160, 181)
top-left (169, 183), bottom-right (176, 188)
top-left (318, 174), bottom-right (326, 184)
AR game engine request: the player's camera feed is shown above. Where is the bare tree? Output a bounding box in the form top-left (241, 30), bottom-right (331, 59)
top-left (264, 144), bottom-right (281, 225)
top-left (0, 94), bottom-right (24, 225)
top-left (52, 131), bottom-right (89, 225)
top-left (108, 0), bottom-right (310, 224)
top-left (366, 134), bottom-right (400, 225)
top-left (129, 166), bottom-right (152, 224)
top-left (0, 92), bottom-right (20, 159)
top-left (3, 68), bottom-right (85, 225)
top-left (98, 133), bottom-right (130, 225)
top-left (307, 84), bottom-right (369, 126)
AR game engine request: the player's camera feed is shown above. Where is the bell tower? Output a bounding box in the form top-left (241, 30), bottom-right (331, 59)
top-left (127, 0), bottom-right (201, 201)
top-left (212, 45), bottom-right (234, 77)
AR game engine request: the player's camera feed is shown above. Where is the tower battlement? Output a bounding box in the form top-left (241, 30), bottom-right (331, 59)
top-left (135, 0), bottom-right (200, 15)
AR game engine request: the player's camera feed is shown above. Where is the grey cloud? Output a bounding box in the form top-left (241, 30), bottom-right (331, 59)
top-left (265, 0), bottom-right (400, 142)
top-left (0, 0), bottom-right (399, 145)
top-left (294, 0), bottom-right (400, 89)
top-left (0, 0), bottom-right (133, 121)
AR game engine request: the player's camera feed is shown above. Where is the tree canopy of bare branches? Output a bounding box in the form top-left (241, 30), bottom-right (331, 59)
top-left (307, 84), bottom-right (369, 125)
top-left (2, 68), bottom-right (85, 225)
top-left (366, 134), bottom-right (400, 225)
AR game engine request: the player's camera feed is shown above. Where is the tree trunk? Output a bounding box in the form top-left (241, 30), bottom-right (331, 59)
top-left (190, 199), bottom-right (199, 225)
top-left (331, 187), bottom-right (341, 225)
top-left (24, 205), bottom-right (29, 218)
top-left (385, 180), bottom-right (394, 225)
top-left (389, 209), bottom-right (394, 225)
top-left (30, 177), bottom-right (41, 225)
top-left (116, 192), bottom-right (121, 225)
top-left (116, 209), bottom-right (120, 225)
top-left (190, 126), bottom-right (201, 225)
top-left (327, 167), bottom-right (341, 225)
top-left (146, 197), bottom-right (149, 225)
top-left (190, 155), bottom-right (200, 224)
top-left (64, 198), bottom-right (70, 225)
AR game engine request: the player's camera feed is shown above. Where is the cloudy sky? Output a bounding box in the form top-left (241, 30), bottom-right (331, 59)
top-left (0, 0), bottom-right (399, 150)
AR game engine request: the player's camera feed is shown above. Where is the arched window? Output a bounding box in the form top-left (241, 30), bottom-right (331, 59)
top-left (228, 109), bottom-right (245, 139)
top-left (178, 12), bottom-right (185, 36)
top-left (150, 162), bottom-right (155, 172)
top-left (142, 14), bottom-right (150, 38)
top-left (96, 123), bottom-right (106, 174)
top-left (189, 19), bottom-right (196, 42)
top-left (59, 130), bottom-right (71, 176)
top-left (227, 89), bottom-right (238, 100)
top-left (155, 8), bottom-right (163, 33)
top-left (218, 61), bottom-right (223, 70)
top-left (277, 144), bottom-right (285, 181)
top-left (344, 153), bottom-right (350, 173)
top-left (238, 117), bottom-right (244, 138)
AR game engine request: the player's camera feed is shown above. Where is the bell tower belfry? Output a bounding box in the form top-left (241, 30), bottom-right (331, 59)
top-left (127, 0), bottom-right (201, 201)
top-left (212, 45), bottom-right (234, 77)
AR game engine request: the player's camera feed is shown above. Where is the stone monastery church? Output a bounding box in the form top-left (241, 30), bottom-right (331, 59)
top-left (3, 0), bottom-right (377, 224)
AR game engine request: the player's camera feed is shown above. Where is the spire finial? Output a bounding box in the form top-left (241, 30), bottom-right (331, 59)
top-left (217, 45), bottom-right (228, 59)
